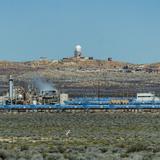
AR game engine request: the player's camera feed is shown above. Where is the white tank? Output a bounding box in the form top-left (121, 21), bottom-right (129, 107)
top-left (60, 93), bottom-right (69, 104)
top-left (33, 100), bottom-right (37, 105)
top-left (18, 94), bottom-right (23, 99)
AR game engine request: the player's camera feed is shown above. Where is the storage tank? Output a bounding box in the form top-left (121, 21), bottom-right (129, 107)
top-left (60, 93), bottom-right (69, 104)
top-left (33, 99), bottom-right (37, 105)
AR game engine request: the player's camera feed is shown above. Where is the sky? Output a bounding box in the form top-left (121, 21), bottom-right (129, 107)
top-left (0, 0), bottom-right (160, 63)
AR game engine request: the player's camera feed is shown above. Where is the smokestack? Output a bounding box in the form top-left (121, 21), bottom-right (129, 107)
top-left (9, 75), bottom-right (13, 103)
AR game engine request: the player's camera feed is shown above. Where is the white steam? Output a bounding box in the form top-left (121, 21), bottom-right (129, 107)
top-left (33, 77), bottom-right (55, 92)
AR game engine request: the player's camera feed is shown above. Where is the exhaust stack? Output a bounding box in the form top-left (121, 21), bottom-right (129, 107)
top-left (9, 75), bottom-right (13, 103)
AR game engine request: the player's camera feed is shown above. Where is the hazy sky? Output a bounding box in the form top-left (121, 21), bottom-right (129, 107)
top-left (0, 0), bottom-right (160, 63)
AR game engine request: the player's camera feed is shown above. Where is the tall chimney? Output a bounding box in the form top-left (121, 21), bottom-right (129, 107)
top-left (9, 75), bottom-right (13, 103)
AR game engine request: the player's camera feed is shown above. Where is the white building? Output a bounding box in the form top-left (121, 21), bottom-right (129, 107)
top-left (74, 45), bottom-right (82, 58)
top-left (136, 93), bottom-right (160, 102)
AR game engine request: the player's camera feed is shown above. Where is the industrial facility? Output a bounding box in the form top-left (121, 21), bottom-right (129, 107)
top-left (0, 75), bottom-right (68, 106)
top-left (0, 75), bottom-right (160, 112)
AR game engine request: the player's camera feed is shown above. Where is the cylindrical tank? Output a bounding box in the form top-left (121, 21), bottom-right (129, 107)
top-left (33, 99), bottom-right (37, 105)
top-left (18, 94), bottom-right (23, 99)
top-left (60, 93), bottom-right (69, 104)
top-left (9, 75), bottom-right (13, 100)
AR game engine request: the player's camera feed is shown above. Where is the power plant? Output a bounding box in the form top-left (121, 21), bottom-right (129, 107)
top-left (0, 75), bottom-right (62, 106)
top-left (0, 75), bottom-right (160, 112)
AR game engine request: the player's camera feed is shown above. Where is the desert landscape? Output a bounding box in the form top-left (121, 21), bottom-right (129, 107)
top-left (0, 112), bottom-right (159, 160)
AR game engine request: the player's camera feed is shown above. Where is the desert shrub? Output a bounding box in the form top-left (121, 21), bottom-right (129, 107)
top-left (99, 147), bottom-right (108, 153)
top-left (64, 153), bottom-right (85, 160)
top-left (48, 146), bottom-right (59, 153)
top-left (57, 145), bottom-right (66, 153)
top-left (112, 148), bottom-right (122, 153)
top-left (6, 158), bottom-right (17, 160)
top-left (66, 146), bottom-right (86, 153)
top-left (84, 152), bottom-right (112, 160)
top-left (120, 152), bottom-right (129, 158)
top-left (151, 146), bottom-right (160, 153)
top-left (127, 142), bottom-right (148, 153)
top-left (31, 153), bottom-right (43, 160)
top-left (20, 145), bottom-right (29, 151)
top-left (129, 153), bottom-right (144, 160)
top-left (45, 153), bottom-right (65, 160)
top-left (0, 149), bottom-right (10, 159)
top-left (18, 158), bottom-right (26, 160)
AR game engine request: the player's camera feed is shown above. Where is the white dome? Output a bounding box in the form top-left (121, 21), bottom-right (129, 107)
top-left (75, 45), bottom-right (82, 52)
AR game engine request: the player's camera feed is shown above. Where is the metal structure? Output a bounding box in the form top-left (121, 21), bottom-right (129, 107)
top-left (9, 75), bottom-right (13, 104)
